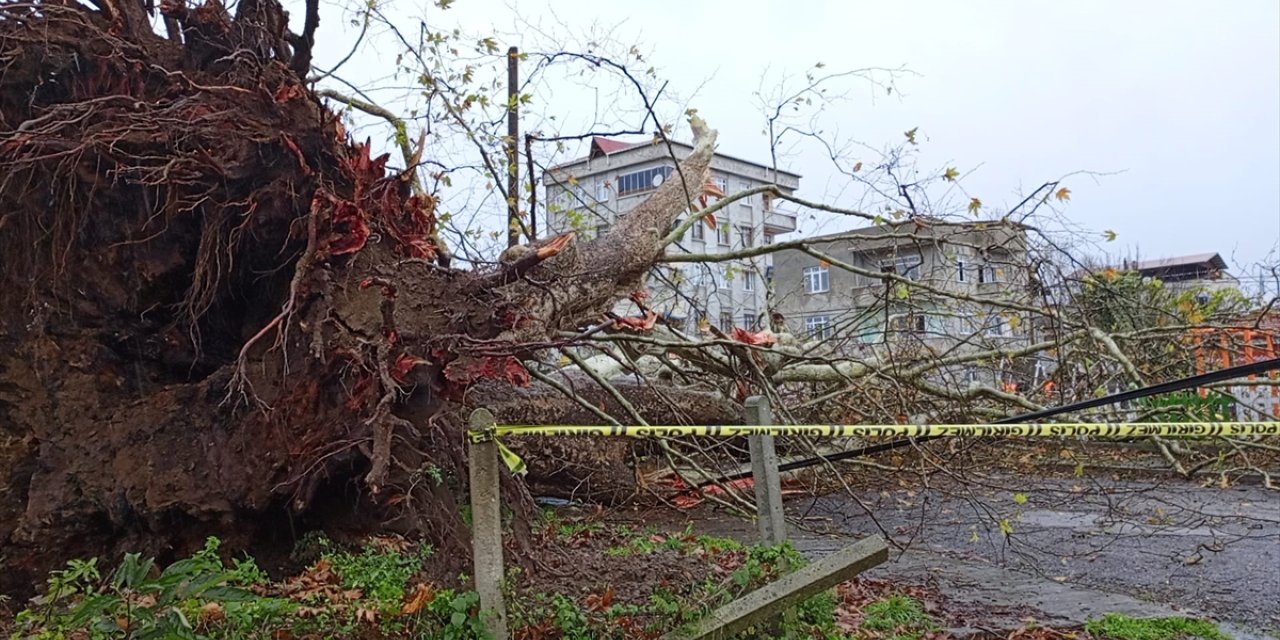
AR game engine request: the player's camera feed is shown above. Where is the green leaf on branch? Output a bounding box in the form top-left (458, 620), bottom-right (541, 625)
top-left (999, 519), bottom-right (1014, 537)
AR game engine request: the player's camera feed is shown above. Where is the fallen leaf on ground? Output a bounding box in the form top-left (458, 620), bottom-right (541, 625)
top-left (400, 583), bottom-right (434, 615)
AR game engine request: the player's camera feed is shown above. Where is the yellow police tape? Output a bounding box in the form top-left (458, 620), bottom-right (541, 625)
top-left (472, 421), bottom-right (1280, 441)
top-left (469, 421), bottom-right (1280, 474)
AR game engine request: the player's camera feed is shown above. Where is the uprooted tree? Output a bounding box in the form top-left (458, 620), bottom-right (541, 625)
top-left (0, 0), bottom-right (743, 596)
top-left (3, 0), bottom-right (1276, 602)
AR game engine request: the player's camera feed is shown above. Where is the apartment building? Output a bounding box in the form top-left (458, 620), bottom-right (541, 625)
top-left (543, 137), bottom-right (801, 332)
top-left (1102, 253), bottom-right (1240, 295)
top-left (772, 219), bottom-right (1036, 385)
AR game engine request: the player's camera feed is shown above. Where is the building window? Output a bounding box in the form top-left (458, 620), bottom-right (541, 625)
top-left (984, 314), bottom-right (1009, 337)
top-left (595, 181), bottom-right (610, 202)
top-left (595, 223), bottom-right (611, 239)
top-left (617, 166), bottom-right (674, 197)
top-left (720, 312), bottom-right (734, 332)
top-left (803, 265), bottom-right (830, 293)
top-left (762, 191), bottom-right (774, 211)
top-left (880, 256), bottom-right (922, 281)
top-left (764, 233), bottom-right (775, 245)
top-left (738, 181), bottom-right (752, 207)
top-left (691, 219), bottom-right (705, 241)
top-left (889, 313), bottom-right (926, 335)
top-left (805, 315), bottom-right (832, 339)
top-left (957, 260), bottom-right (967, 283)
top-left (925, 314), bottom-right (945, 335)
top-left (711, 176), bottom-right (727, 194)
top-left (717, 222), bottom-right (731, 246)
top-left (742, 270), bottom-right (755, 291)
top-left (857, 322), bottom-right (879, 344)
top-left (551, 189), bottom-right (570, 211)
top-left (737, 225), bottom-right (754, 248)
top-left (979, 263), bottom-right (1002, 284)
top-left (742, 310), bottom-right (757, 330)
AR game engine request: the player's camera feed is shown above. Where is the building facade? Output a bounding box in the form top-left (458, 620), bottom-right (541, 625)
top-left (543, 137), bottom-right (801, 332)
top-left (771, 219), bottom-right (1037, 385)
top-left (1118, 253), bottom-right (1241, 295)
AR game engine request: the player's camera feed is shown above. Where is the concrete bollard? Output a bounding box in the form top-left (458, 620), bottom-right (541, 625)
top-left (745, 396), bottom-right (787, 546)
top-left (468, 409), bottom-right (510, 640)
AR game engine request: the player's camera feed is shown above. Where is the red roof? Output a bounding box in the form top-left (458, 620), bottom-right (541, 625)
top-left (590, 137), bottom-right (637, 157)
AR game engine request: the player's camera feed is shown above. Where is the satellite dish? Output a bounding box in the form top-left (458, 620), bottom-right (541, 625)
top-left (651, 173), bottom-right (665, 188)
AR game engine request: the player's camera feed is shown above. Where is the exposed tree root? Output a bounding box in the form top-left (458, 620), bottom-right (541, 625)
top-left (0, 0), bottom-right (727, 599)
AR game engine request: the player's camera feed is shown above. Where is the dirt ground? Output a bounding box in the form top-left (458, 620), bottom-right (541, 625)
top-left (517, 522), bottom-right (722, 610)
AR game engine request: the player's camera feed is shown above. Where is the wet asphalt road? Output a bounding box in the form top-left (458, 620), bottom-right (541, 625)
top-left (792, 473), bottom-right (1280, 632)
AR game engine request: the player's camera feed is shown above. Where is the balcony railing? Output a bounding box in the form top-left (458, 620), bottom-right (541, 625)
top-left (763, 210), bottom-right (797, 234)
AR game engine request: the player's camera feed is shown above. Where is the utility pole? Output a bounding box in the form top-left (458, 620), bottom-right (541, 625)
top-left (505, 46), bottom-right (519, 249)
top-left (525, 134), bottom-right (537, 242)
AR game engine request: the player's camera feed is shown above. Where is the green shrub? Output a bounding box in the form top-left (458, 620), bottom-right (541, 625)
top-left (11, 537), bottom-right (293, 640)
top-left (322, 543), bottom-right (432, 607)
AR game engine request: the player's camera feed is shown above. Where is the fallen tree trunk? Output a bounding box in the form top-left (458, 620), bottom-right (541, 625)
top-left (0, 0), bottom-right (725, 598)
top-left (475, 376), bottom-right (745, 503)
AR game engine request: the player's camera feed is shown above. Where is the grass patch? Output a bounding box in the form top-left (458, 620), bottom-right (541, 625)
top-left (321, 541), bottom-right (431, 606)
top-left (860, 594), bottom-right (940, 640)
top-left (1085, 613), bottom-right (1229, 640)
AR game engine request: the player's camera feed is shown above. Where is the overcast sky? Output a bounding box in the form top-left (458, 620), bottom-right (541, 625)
top-left (316, 0), bottom-right (1280, 282)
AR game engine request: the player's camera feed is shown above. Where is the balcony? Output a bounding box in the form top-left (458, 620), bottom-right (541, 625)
top-left (763, 209), bottom-right (797, 234)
